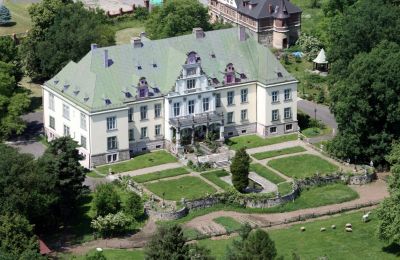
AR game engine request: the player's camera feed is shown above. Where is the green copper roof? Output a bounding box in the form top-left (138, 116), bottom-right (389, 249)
top-left (45, 28), bottom-right (295, 112)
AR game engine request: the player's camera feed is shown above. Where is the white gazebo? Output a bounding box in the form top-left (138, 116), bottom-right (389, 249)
top-left (313, 49), bottom-right (328, 73)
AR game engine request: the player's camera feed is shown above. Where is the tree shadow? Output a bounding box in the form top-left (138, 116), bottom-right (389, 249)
top-left (0, 21), bottom-right (17, 27)
top-left (382, 243), bottom-right (400, 256)
top-left (29, 96), bottom-right (43, 112)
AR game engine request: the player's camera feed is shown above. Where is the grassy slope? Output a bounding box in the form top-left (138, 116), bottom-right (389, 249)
top-left (249, 163), bottom-right (286, 184)
top-left (198, 211), bottom-right (399, 260)
top-left (95, 151), bottom-right (177, 175)
top-left (213, 216), bottom-right (242, 233)
top-left (132, 167), bottom-right (189, 183)
top-left (277, 181), bottom-right (293, 195)
top-left (144, 176), bottom-right (217, 201)
top-left (0, 0), bottom-right (32, 36)
top-left (200, 170), bottom-right (231, 190)
top-left (226, 134), bottom-right (297, 150)
top-left (268, 154), bottom-right (338, 178)
top-left (251, 146), bottom-right (306, 160)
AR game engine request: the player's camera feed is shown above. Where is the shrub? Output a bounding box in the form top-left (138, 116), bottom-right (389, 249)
top-left (230, 148), bottom-right (250, 192)
top-left (0, 5), bottom-right (11, 25)
top-left (93, 183), bottom-right (122, 216)
top-left (123, 192), bottom-right (143, 220)
top-left (91, 211), bottom-right (132, 237)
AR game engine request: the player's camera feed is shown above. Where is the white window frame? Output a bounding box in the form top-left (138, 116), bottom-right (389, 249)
top-left (188, 100), bottom-right (195, 114)
top-left (49, 93), bottom-right (55, 111)
top-left (106, 116), bottom-right (117, 130)
top-left (240, 89), bottom-right (248, 103)
top-left (154, 104), bottom-right (161, 118)
top-left (241, 109), bottom-right (248, 121)
top-left (215, 93), bottom-right (221, 107)
top-left (285, 124), bottom-right (293, 131)
top-left (62, 104), bottom-right (70, 120)
top-left (272, 109), bottom-right (279, 121)
top-left (155, 124), bottom-right (161, 136)
top-left (173, 102), bottom-right (180, 117)
top-left (284, 89), bottom-right (291, 101)
top-left (202, 97), bottom-right (209, 112)
top-left (284, 107), bottom-right (292, 119)
top-left (141, 127), bottom-right (148, 139)
top-left (140, 106), bottom-right (148, 120)
top-left (272, 91), bottom-right (279, 103)
top-left (129, 129), bottom-right (134, 141)
top-left (49, 116), bottom-right (55, 130)
top-left (81, 135), bottom-right (87, 149)
top-left (63, 124), bottom-right (70, 136)
top-left (107, 136), bottom-right (118, 150)
top-left (128, 108), bottom-right (134, 122)
top-left (80, 112), bottom-right (87, 130)
top-left (186, 79), bottom-right (196, 89)
top-left (107, 153), bottom-right (118, 163)
top-left (227, 91), bottom-right (234, 105)
top-left (227, 112), bottom-right (234, 124)
top-left (270, 126), bottom-right (277, 134)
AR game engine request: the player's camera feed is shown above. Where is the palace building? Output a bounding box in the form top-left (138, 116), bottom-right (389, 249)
top-left (208, 0), bottom-right (302, 49)
top-left (42, 27), bottom-right (298, 168)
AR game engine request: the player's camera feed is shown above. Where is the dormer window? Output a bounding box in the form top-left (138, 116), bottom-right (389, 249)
top-left (63, 84), bottom-right (70, 92)
top-left (187, 67), bottom-right (196, 76)
top-left (139, 88), bottom-right (146, 98)
top-left (152, 63), bottom-right (157, 68)
top-left (73, 88), bottom-right (80, 96)
top-left (240, 73), bottom-right (247, 79)
top-left (137, 65), bottom-right (142, 70)
top-left (105, 99), bottom-right (111, 105)
top-left (277, 72), bottom-right (283, 78)
top-left (125, 92), bottom-right (132, 98)
top-left (224, 63), bottom-right (236, 85)
top-left (187, 51), bottom-right (197, 64)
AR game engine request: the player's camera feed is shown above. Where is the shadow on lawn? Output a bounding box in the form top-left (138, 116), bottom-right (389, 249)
top-left (382, 243), bottom-right (400, 256)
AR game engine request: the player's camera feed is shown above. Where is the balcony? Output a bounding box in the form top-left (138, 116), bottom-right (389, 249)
top-left (169, 111), bottom-right (223, 128)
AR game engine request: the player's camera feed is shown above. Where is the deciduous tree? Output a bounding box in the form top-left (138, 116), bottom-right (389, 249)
top-left (93, 183), bottom-right (122, 217)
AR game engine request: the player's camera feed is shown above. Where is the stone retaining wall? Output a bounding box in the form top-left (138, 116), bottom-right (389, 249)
top-left (144, 206), bottom-right (188, 221)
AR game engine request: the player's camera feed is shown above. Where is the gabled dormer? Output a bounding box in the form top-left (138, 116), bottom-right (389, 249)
top-left (136, 77), bottom-right (149, 99)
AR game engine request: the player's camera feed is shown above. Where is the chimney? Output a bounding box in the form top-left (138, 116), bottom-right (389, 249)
top-left (193, 27), bottom-right (205, 39)
top-left (91, 43), bottom-right (98, 51)
top-left (131, 37), bottom-right (143, 48)
top-left (104, 49), bottom-right (109, 68)
top-left (238, 26), bottom-right (246, 41)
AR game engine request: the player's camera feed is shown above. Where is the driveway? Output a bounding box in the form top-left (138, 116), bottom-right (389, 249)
top-left (7, 111), bottom-right (46, 158)
top-left (298, 99), bottom-right (338, 131)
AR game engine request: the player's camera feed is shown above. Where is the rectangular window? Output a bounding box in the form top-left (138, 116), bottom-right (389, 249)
top-left (240, 89), bottom-right (248, 103)
top-left (81, 135), bottom-right (87, 149)
top-left (62, 104), bottom-right (70, 120)
top-left (187, 79), bottom-right (196, 89)
top-left (129, 129), bottom-right (134, 141)
top-left (227, 112), bottom-right (234, 124)
top-left (49, 93), bottom-right (55, 111)
top-left (140, 106), bottom-right (148, 120)
top-left (154, 104), bottom-right (161, 118)
top-left (272, 91), bottom-right (279, 103)
top-left (285, 124), bottom-right (293, 131)
top-left (106, 116), bottom-right (116, 130)
top-left (173, 102), bottom-right (180, 117)
top-left (63, 125), bottom-right (70, 136)
top-left (49, 116), bottom-right (55, 130)
top-left (227, 91), bottom-right (234, 105)
top-left (141, 127), bottom-right (147, 139)
top-left (155, 124), bottom-right (161, 136)
top-left (272, 109), bottom-right (279, 121)
top-left (202, 97), bottom-right (209, 112)
top-left (107, 154), bottom-right (118, 163)
top-left (284, 89), bottom-right (291, 101)
top-left (107, 136), bottom-right (118, 150)
top-left (188, 100), bottom-right (195, 114)
top-left (128, 108), bottom-right (134, 122)
top-left (284, 107), bottom-right (292, 119)
top-left (186, 68), bottom-right (196, 76)
top-left (80, 112), bottom-right (87, 130)
top-left (215, 93), bottom-right (221, 107)
top-left (241, 109), bottom-right (248, 121)
top-left (270, 127), bottom-right (277, 133)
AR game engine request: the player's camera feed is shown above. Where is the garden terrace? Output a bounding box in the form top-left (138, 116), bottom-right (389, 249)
top-left (131, 167), bottom-right (189, 183)
top-left (251, 146), bottom-right (306, 160)
top-left (200, 170), bottom-right (231, 191)
top-left (226, 134), bottom-right (297, 150)
top-left (267, 154), bottom-right (339, 179)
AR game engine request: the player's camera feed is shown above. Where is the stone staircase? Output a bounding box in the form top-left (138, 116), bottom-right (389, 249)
top-left (214, 160), bottom-right (231, 168)
top-left (198, 142), bottom-right (213, 155)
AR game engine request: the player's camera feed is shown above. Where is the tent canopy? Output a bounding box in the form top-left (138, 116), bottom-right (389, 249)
top-left (313, 49), bottom-right (328, 64)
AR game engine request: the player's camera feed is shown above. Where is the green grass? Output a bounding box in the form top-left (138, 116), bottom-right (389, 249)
top-left (145, 176), bottom-right (217, 201)
top-left (60, 248), bottom-right (145, 259)
top-left (164, 183), bottom-right (358, 226)
top-left (251, 146), bottom-right (306, 160)
top-left (198, 211), bottom-right (400, 260)
top-left (277, 181), bottom-right (293, 195)
top-left (95, 151), bottom-right (177, 175)
top-left (86, 170), bottom-right (106, 178)
top-left (226, 134), bottom-right (297, 150)
top-left (131, 167), bottom-right (189, 183)
top-left (113, 20), bottom-right (145, 45)
top-left (200, 170), bottom-right (231, 190)
top-left (183, 228), bottom-right (202, 241)
top-left (268, 154), bottom-right (339, 178)
top-left (249, 163), bottom-right (285, 184)
top-left (302, 127), bottom-right (332, 138)
top-left (213, 216), bottom-right (242, 233)
top-left (0, 0), bottom-right (32, 36)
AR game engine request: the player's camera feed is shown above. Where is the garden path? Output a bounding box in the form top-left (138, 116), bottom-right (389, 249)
top-left (63, 177), bottom-right (388, 255)
top-left (109, 162), bottom-right (184, 178)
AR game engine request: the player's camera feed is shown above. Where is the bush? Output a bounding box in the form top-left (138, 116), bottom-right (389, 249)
top-left (91, 211), bottom-right (132, 237)
top-left (296, 33), bottom-right (323, 61)
top-left (0, 5), bottom-right (12, 25)
top-left (123, 192), bottom-right (143, 220)
top-left (93, 183), bottom-right (122, 217)
top-left (230, 148), bottom-right (250, 192)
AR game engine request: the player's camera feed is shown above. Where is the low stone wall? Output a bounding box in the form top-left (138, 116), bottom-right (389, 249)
top-left (347, 173), bottom-right (376, 185)
top-left (145, 206), bottom-right (188, 221)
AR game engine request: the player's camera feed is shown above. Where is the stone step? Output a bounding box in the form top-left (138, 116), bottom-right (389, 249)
top-left (199, 142), bottom-right (213, 155)
top-left (214, 160), bottom-right (231, 168)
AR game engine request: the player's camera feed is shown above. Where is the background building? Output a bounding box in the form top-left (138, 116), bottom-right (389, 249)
top-left (209, 0), bottom-right (302, 49)
top-left (42, 27), bottom-right (298, 168)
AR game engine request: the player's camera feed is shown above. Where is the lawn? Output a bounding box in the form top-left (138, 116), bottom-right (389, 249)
top-left (249, 163), bottom-right (285, 184)
top-left (200, 170), bottom-right (231, 190)
top-left (251, 146), bottom-right (306, 160)
top-left (198, 211), bottom-right (400, 259)
top-left (144, 176), bottom-right (217, 201)
top-left (0, 0), bottom-right (32, 36)
top-left (226, 134), bottom-right (297, 150)
top-left (277, 181), bottom-right (293, 195)
top-left (302, 126), bottom-right (331, 138)
top-left (131, 167), bottom-right (189, 183)
top-left (61, 248), bottom-right (145, 260)
top-left (165, 183), bottom-right (358, 226)
top-left (111, 19), bottom-right (145, 45)
top-left (95, 151), bottom-right (177, 175)
top-left (267, 154), bottom-right (338, 178)
top-left (213, 216), bottom-right (242, 233)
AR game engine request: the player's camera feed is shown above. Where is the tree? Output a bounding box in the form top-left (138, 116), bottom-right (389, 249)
top-left (93, 183), bottom-right (122, 216)
top-left (296, 33), bottom-right (323, 61)
top-left (0, 4), bottom-right (11, 25)
top-left (91, 211), bottom-right (131, 238)
top-left (376, 142), bottom-right (400, 244)
top-left (40, 137), bottom-right (87, 219)
top-left (123, 192), bottom-right (143, 220)
top-left (21, 1), bottom-right (114, 81)
top-left (145, 0), bottom-right (211, 40)
top-left (0, 214), bottom-right (38, 257)
top-left (85, 251), bottom-right (107, 260)
top-left (322, 0), bottom-right (357, 16)
top-left (327, 41), bottom-right (400, 165)
top-left (0, 37), bottom-right (18, 64)
top-left (230, 148), bottom-right (250, 192)
top-left (227, 229), bottom-right (277, 260)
